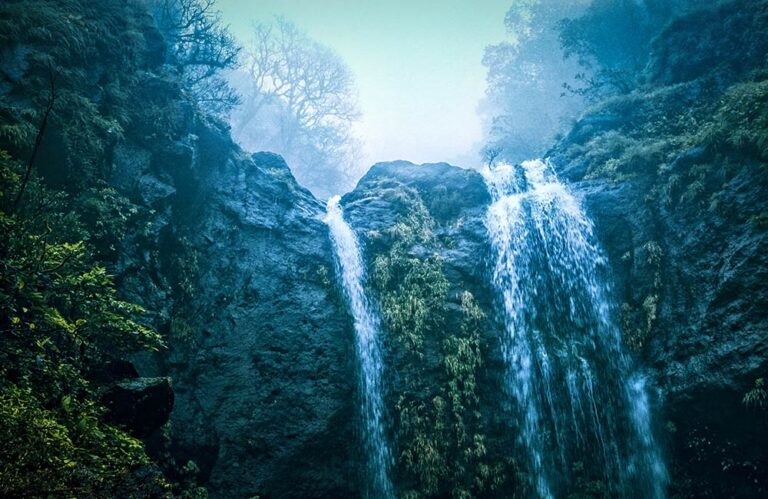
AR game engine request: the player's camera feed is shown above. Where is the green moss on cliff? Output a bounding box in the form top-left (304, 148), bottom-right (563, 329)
top-left (371, 188), bottom-right (519, 498)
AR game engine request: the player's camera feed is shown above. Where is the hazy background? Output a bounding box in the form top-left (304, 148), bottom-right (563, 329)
top-left (217, 0), bottom-right (511, 169)
top-left (209, 0), bottom-right (698, 198)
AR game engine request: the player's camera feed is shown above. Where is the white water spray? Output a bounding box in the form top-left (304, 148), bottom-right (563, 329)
top-left (324, 195), bottom-right (394, 498)
top-left (484, 160), bottom-right (667, 498)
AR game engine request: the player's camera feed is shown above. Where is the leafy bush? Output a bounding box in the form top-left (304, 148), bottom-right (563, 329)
top-left (0, 151), bottom-right (165, 495)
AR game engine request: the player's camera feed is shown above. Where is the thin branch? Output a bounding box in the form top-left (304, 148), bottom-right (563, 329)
top-left (13, 63), bottom-right (56, 212)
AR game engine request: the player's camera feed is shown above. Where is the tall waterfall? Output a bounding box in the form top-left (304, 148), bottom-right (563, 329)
top-left (325, 196), bottom-right (394, 498)
top-left (484, 160), bottom-right (667, 498)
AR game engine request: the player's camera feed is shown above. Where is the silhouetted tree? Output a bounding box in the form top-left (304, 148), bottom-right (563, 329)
top-left (229, 18), bottom-right (360, 198)
top-left (149, 0), bottom-right (240, 115)
top-left (480, 1), bottom-right (589, 163)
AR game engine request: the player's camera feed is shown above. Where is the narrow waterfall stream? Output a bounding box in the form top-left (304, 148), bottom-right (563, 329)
top-left (324, 196), bottom-right (394, 498)
top-left (483, 160), bottom-right (667, 498)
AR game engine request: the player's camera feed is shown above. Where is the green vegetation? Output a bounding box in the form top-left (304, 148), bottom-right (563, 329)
top-left (165, 236), bottom-right (202, 345)
top-left (620, 241), bottom-right (662, 353)
top-left (370, 189), bottom-right (519, 498)
top-left (743, 378), bottom-right (767, 409)
top-left (566, 461), bottom-right (608, 499)
top-left (570, 67), bottom-right (768, 211)
top-left (0, 151), bottom-right (166, 496)
top-left (0, 0), bottom-right (223, 494)
top-left (0, 0), bottom-right (159, 190)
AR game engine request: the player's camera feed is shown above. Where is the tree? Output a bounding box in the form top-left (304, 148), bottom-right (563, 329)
top-left (558, 0), bottom-right (699, 100)
top-left (480, 1), bottom-right (589, 163)
top-left (149, 0), bottom-right (240, 115)
top-left (0, 150), bottom-right (165, 496)
top-left (229, 18), bottom-right (360, 198)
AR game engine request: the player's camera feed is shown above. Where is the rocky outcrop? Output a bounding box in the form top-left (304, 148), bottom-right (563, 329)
top-left (551, 135), bottom-right (768, 497)
top-left (342, 160), bottom-right (492, 302)
top-left (103, 376), bottom-right (174, 438)
top-left (113, 108), bottom-right (361, 496)
top-left (340, 161), bottom-right (523, 495)
top-left (543, 2), bottom-right (768, 494)
top-left (0, 1), bottom-right (364, 494)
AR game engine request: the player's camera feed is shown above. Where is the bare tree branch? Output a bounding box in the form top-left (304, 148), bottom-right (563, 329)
top-left (229, 18), bottom-right (361, 196)
top-left (148, 0), bottom-right (240, 115)
top-left (13, 63), bottom-right (56, 212)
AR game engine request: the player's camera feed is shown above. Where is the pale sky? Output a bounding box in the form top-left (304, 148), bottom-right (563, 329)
top-left (217, 0), bottom-right (511, 169)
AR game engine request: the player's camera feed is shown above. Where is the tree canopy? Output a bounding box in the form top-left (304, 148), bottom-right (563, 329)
top-left (229, 17), bottom-right (360, 198)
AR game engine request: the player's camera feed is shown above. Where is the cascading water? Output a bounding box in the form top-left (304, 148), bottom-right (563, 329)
top-left (324, 196), bottom-right (394, 499)
top-left (483, 160), bottom-right (667, 498)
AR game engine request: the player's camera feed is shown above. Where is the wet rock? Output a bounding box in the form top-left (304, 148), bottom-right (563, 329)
top-left (102, 377), bottom-right (174, 438)
top-left (116, 108), bottom-right (360, 497)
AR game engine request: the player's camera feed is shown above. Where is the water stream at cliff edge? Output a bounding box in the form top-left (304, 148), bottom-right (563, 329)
top-left (483, 160), bottom-right (667, 498)
top-left (325, 195), bottom-right (394, 498)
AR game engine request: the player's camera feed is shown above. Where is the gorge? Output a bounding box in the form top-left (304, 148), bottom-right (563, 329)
top-left (1, 0), bottom-right (768, 498)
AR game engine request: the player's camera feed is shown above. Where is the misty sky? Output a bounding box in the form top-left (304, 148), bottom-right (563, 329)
top-left (217, 0), bottom-right (511, 168)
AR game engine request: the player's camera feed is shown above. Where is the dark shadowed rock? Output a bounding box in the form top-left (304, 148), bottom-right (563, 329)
top-left (103, 377), bottom-right (174, 438)
top-left (115, 106), bottom-right (361, 497)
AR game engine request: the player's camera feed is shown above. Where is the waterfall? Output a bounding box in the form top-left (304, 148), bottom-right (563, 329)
top-left (483, 160), bottom-right (667, 498)
top-left (324, 195), bottom-right (394, 498)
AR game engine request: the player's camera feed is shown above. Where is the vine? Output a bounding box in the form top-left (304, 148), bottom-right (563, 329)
top-left (370, 188), bottom-right (514, 497)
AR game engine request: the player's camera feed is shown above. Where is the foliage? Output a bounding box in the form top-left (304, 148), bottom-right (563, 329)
top-left (0, 385), bottom-right (157, 497)
top-left (480, 1), bottom-right (588, 163)
top-left (0, 151), bottom-right (165, 495)
top-left (148, 0), bottom-right (241, 116)
top-left (0, 0), bottom-right (236, 494)
top-left (561, 4), bottom-right (768, 382)
top-left (646, 0), bottom-right (768, 87)
top-left (77, 183), bottom-right (142, 261)
top-left (371, 190), bottom-right (516, 497)
top-left (704, 80), bottom-right (768, 160)
top-left (558, 0), bottom-right (698, 100)
top-left (570, 74), bottom-right (768, 217)
top-left (620, 241), bottom-right (663, 353)
top-left (743, 378), bottom-right (767, 409)
top-left (0, 0), bottom-right (160, 190)
top-left (566, 461), bottom-right (609, 499)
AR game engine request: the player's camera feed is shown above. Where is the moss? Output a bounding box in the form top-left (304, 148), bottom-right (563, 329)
top-left (370, 188), bottom-right (518, 497)
top-left (743, 378), bottom-right (767, 409)
top-left (619, 241), bottom-right (663, 353)
top-left (572, 73), bottom-right (768, 219)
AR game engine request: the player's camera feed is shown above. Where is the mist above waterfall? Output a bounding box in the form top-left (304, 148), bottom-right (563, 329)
top-left (2, 1), bottom-right (767, 497)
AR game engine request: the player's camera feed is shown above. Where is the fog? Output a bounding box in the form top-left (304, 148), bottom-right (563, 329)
top-left (216, 0), bottom-right (509, 195)
top-left (214, 0), bottom-right (704, 197)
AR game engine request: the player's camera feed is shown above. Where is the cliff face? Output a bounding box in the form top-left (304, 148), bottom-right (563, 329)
top-left (115, 115), bottom-right (362, 497)
top-left (0, 1), bottom-right (361, 496)
top-left (546, 1), bottom-right (768, 494)
top-left (2, 0), bottom-right (767, 497)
